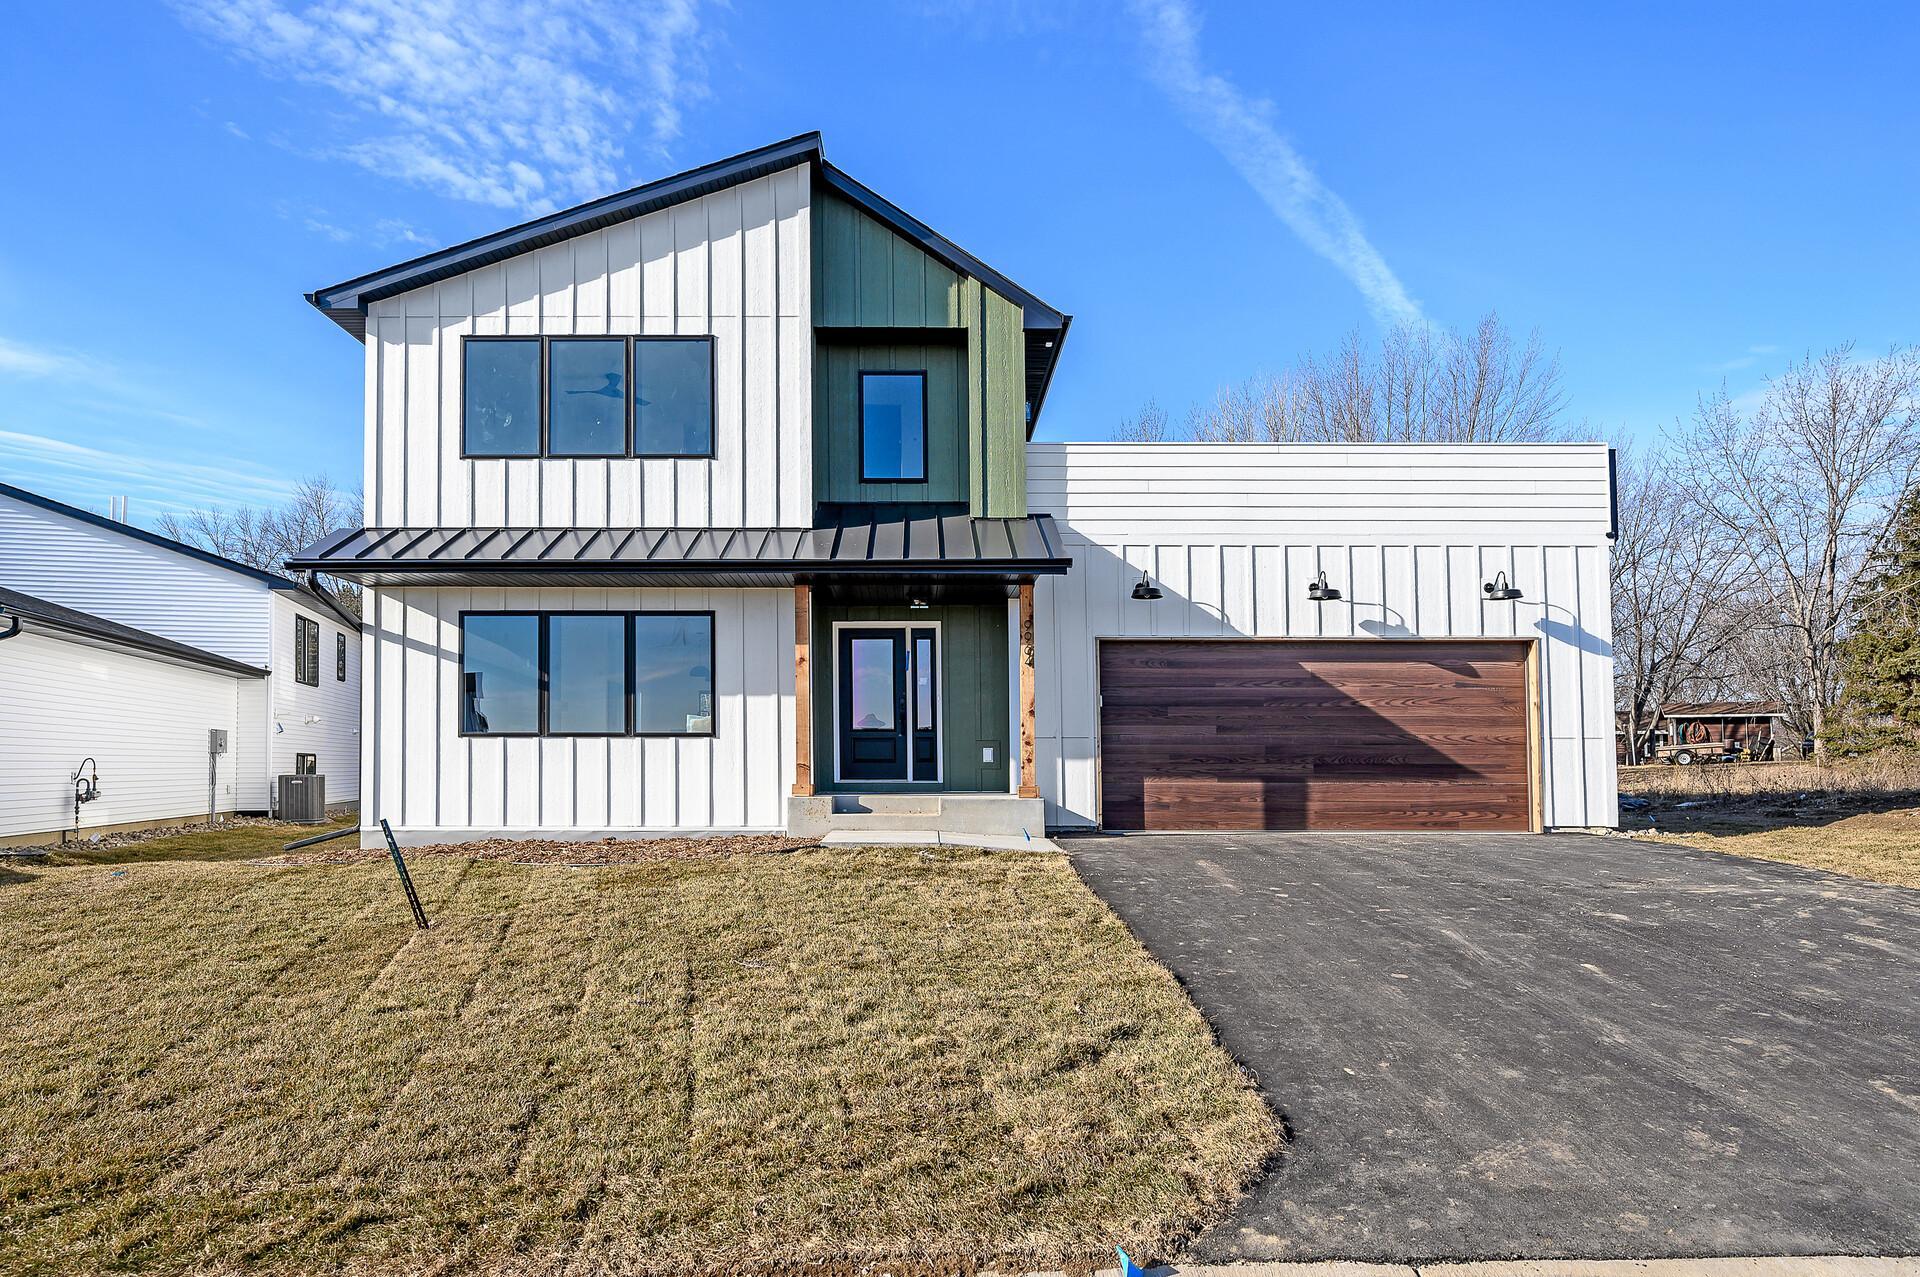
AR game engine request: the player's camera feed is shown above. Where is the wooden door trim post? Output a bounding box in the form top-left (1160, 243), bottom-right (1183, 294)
top-left (1018, 580), bottom-right (1039, 799)
top-left (792, 583), bottom-right (813, 797)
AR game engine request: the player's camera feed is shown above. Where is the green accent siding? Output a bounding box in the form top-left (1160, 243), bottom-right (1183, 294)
top-left (810, 189), bottom-right (1029, 519)
top-left (814, 342), bottom-right (968, 505)
top-left (810, 602), bottom-right (1010, 794)
top-left (813, 192), bottom-right (964, 328)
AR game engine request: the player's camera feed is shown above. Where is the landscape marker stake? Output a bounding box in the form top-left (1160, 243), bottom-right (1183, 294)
top-left (379, 818), bottom-right (430, 929)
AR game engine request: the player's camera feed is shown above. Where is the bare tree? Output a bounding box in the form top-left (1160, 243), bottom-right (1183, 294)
top-left (1114, 312), bottom-right (1574, 444)
top-left (1678, 344), bottom-right (1920, 755)
top-left (1611, 448), bottom-right (1759, 762)
top-left (158, 475), bottom-right (364, 615)
top-left (1114, 398), bottom-right (1171, 442)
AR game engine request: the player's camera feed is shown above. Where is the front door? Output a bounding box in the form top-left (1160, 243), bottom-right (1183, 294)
top-left (836, 625), bottom-right (939, 783)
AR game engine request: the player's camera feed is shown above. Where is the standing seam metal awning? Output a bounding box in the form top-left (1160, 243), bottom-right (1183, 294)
top-left (287, 515), bottom-right (1070, 588)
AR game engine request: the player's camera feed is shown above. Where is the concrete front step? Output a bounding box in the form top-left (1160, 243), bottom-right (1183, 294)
top-left (787, 792), bottom-right (1045, 839)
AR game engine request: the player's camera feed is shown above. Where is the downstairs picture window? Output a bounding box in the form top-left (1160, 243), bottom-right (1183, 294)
top-left (460, 611), bottom-right (714, 737)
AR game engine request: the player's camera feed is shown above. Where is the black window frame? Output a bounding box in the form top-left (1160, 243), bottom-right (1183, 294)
top-left (294, 752), bottom-right (318, 775)
top-left (335, 632), bottom-right (347, 682)
top-left (457, 609), bottom-right (716, 739)
top-left (858, 369), bottom-right (930, 484)
top-left (460, 335), bottom-right (544, 459)
top-left (545, 335), bottom-right (632, 459)
top-left (459, 334), bottom-right (716, 461)
top-left (294, 615), bottom-right (320, 686)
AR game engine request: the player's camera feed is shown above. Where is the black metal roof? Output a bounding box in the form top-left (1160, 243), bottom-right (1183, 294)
top-left (305, 132), bottom-right (1071, 430)
top-left (0, 585), bottom-right (268, 678)
top-left (287, 514), bottom-right (1069, 589)
top-left (0, 480), bottom-right (359, 627)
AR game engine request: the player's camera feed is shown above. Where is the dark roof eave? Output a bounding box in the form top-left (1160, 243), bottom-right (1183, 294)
top-left (287, 558), bottom-right (1070, 581)
top-left (307, 132), bottom-right (827, 340)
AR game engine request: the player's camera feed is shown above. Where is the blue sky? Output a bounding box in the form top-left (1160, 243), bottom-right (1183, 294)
top-left (2, 1), bottom-right (1915, 523)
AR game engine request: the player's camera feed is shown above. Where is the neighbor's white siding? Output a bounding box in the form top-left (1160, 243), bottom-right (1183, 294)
top-left (0, 628), bottom-right (250, 842)
top-left (361, 586), bottom-right (794, 841)
top-left (0, 492), bottom-right (272, 664)
top-left (268, 592), bottom-right (362, 808)
top-left (1028, 442), bottom-right (1619, 830)
top-left (365, 163), bottom-right (814, 529)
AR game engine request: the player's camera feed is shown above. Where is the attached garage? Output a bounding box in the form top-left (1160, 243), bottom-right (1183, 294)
top-left (1097, 639), bottom-right (1537, 832)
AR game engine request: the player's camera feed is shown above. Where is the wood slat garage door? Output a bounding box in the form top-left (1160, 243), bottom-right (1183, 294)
top-left (1098, 640), bottom-right (1533, 831)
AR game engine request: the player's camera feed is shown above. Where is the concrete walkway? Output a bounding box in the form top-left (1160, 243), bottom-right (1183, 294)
top-left (1028, 1257), bottom-right (1920, 1276)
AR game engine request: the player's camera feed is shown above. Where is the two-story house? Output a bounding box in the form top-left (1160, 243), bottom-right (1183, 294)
top-left (0, 481), bottom-right (361, 842)
top-left (293, 133), bottom-right (1619, 846)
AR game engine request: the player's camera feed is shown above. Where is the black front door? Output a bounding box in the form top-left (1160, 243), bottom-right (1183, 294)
top-left (836, 625), bottom-right (939, 783)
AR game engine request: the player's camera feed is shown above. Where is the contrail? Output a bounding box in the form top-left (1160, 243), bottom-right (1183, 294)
top-left (1132, 0), bottom-right (1424, 329)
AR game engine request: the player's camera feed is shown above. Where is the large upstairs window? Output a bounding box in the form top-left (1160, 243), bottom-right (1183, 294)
top-left (860, 371), bottom-right (927, 482)
top-left (462, 336), bottom-right (713, 459)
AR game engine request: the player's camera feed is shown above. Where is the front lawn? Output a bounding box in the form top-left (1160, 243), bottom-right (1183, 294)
top-left (0, 828), bottom-right (1275, 1274)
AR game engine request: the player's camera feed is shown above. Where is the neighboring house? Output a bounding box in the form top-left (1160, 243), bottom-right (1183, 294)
top-left (0, 586), bottom-right (264, 846)
top-left (292, 132), bottom-right (1617, 845)
top-left (0, 482), bottom-right (362, 835)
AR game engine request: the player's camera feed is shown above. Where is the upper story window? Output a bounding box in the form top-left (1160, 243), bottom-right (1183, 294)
top-left (336, 632), bottom-right (347, 681)
top-left (293, 615), bottom-right (320, 686)
top-left (860, 371), bottom-right (926, 482)
top-left (462, 336), bottom-right (714, 460)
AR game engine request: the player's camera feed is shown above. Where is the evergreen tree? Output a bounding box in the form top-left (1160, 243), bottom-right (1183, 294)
top-left (1832, 486), bottom-right (1920, 751)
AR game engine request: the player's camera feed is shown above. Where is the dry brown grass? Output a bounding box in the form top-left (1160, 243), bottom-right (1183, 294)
top-left (1617, 753), bottom-right (1920, 889)
top-left (0, 827), bottom-right (1276, 1276)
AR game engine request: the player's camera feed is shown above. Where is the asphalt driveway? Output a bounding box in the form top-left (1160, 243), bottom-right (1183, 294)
top-left (1068, 831), bottom-right (1920, 1263)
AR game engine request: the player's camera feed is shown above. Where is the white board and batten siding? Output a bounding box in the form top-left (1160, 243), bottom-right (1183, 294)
top-left (1028, 442), bottom-right (1619, 831)
top-left (363, 163), bottom-right (813, 530)
top-left (363, 588), bottom-right (794, 844)
top-left (0, 628), bottom-right (249, 843)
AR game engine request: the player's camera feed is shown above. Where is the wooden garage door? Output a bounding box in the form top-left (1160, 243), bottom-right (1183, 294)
top-left (1098, 640), bottom-right (1533, 831)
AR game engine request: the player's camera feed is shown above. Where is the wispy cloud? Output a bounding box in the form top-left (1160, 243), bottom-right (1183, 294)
top-left (1705, 344), bottom-right (1782, 374)
top-left (1130, 0), bottom-right (1421, 329)
top-left (0, 428), bottom-right (304, 511)
top-left (173, 0), bottom-right (712, 215)
top-left (0, 337), bottom-right (96, 380)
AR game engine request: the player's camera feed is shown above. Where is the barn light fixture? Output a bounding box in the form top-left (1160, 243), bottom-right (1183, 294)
top-left (1306, 570), bottom-right (1341, 602)
top-left (1130, 571), bottom-right (1162, 601)
top-left (1482, 571), bottom-right (1523, 602)
top-left (908, 597), bottom-right (930, 610)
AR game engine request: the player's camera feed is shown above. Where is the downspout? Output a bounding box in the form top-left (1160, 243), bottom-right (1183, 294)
top-left (0, 604), bottom-right (19, 641)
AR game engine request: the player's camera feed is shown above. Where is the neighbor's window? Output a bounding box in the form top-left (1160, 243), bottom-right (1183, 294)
top-left (860, 371), bottom-right (926, 482)
top-left (547, 613), bottom-right (627, 735)
top-left (635, 337), bottom-right (714, 457)
top-left (462, 614), bottom-right (540, 734)
top-left (633, 613), bottom-right (713, 735)
top-left (294, 753), bottom-right (317, 775)
top-left (461, 612), bottom-right (713, 737)
top-left (294, 615), bottom-right (320, 686)
top-left (335, 632), bottom-right (347, 682)
top-left (547, 338), bottom-right (627, 457)
top-left (463, 338), bottom-right (541, 457)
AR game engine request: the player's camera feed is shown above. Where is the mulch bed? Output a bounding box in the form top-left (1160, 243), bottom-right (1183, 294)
top-left (254, 832), bottom-right (821, 867)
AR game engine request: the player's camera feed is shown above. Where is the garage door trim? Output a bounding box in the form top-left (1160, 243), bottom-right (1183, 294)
top-left (1093, 636), bottom-right (1543, 833)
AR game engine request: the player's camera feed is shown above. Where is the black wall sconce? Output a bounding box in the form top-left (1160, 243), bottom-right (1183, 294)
top-left (1482, 570), bottom-right (1523, 601)
top-left (1130, 570), bottom-right (1162, 601)
top-left (1306, 570), bottom-right (1341, 602)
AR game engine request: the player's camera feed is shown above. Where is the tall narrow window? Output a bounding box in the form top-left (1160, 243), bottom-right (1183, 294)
top-left (860, 371), bottom-right (926, 482)
top-left (336, 632), bottom-right (347, 681)
top-left (463, 339), bottom-right (541, 456)
top-left (294, 616), bottom-right (320, 686)
top-left (547, 339), bottom-right (626, 456)
top-left (634, 337), bottom-right (714, 457)
top-left (633, 613), bottom-right (713, 735)
top-left (546, 614), bottom-right (627, 734)
top-left (462, 614), bottom-right (540, 734)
